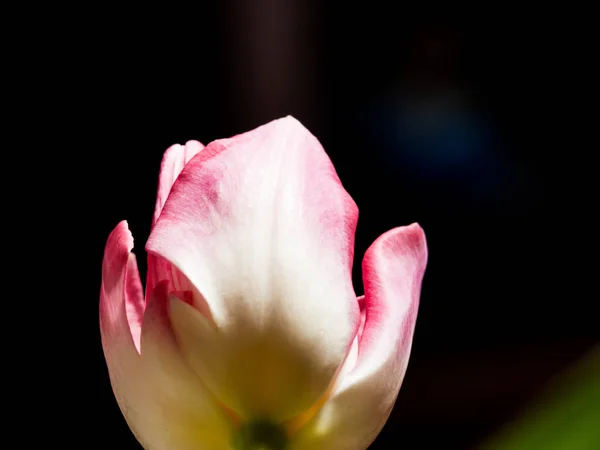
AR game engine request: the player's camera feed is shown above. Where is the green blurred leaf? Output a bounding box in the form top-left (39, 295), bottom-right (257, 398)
top-left (479, 346), bottom-right (600, 450)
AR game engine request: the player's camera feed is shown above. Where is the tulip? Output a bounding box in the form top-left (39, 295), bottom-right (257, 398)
top-left (100, 116), bottom-right (427, 450)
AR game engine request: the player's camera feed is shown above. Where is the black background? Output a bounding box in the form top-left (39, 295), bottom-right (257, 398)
top-left (48, 3), bottom-right (595, 449)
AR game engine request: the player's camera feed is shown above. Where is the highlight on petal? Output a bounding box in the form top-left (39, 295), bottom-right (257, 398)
top-left (147, 140), bottom-right (204, 300)
top-left (290, 223), bottom-right (428, 450)
top-left (147, 116), bottom-right (360, 422)
top-left (100, 221), bottom-right (234, 450)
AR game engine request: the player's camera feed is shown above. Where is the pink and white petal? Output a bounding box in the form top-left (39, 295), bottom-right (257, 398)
top-left (290, 224), bottom-right (427, 450)
top-left (147, 141), bottom-right (205, 298)
top-left (100, 221), bottom-right (145, 355)
top-left (100, 222), bottom-right (233, 450)
top-left (152, 140), bottom-right (205, 227)
top-left (147, 116), bottom-right (360, 421)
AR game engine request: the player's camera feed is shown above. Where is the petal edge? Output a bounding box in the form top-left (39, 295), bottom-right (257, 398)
top-left (290, 223), bottom-right (427, 450)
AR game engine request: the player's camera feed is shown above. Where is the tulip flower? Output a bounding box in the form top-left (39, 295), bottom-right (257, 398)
top-left (100, 116), bottom-right (427, 450)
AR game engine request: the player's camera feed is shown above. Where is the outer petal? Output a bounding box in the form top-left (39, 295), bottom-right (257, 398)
top-left (101, 221), bottom-right (145, 354)
top-left (100, 221), bottom-right (233, 450)
top-left (290, 224), bottom-right (427, 450)
top-left (147, 116), bottom-right (360, 421)
top-left (147, 141), bottom-right (205, 299)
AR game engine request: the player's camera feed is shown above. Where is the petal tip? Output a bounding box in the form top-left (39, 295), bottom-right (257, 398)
top-left (373, 222), bottom-right (426, 249)
top-left (102, 221), bottom-right (134, 283)
top-left (271, 115), bottom-right (308, 134)
top-left (280, 114), bottom-right (300, 123)
top-left (110, 220), bottom-right (134, 248)
top-left (183, 140), bottom-right (205, 151)
top-left (364, 222), bottom-right (428, 284)
top-left (404, 222), bottom-right (427, 247)
top-left (405, 222), bottom-right (428, 262)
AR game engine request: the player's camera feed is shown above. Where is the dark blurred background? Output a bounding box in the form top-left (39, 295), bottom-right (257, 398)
top-left (69, 2), bottom-right (596, 449)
